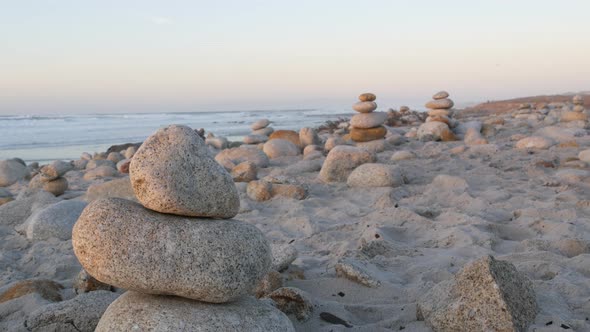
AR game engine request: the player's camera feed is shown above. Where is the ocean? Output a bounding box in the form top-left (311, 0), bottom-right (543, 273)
top-left (0, 109), bottom-right (352, 164)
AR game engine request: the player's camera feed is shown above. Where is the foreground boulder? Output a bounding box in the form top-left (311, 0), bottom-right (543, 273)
top-left (96, 292), bottom-right (294, 332)
top-left (417, 256), bottom-right (537, 332)
top-left (73, 198), bottom-right (271, 303)
top-left (130, 125), bottom-right (239, 218)
top-left (319, 146), bottom-right (376, 182)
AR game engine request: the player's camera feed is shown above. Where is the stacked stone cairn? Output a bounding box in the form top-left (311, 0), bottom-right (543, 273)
top-left (350, 93), bottom-right (388, 142)
top-left (561, 94), bottom-right (587, 123)
top-left (417, 91), bottom-right (457, 141)
top-left (29, 160), bottom-right (73, 196)
top-left (243, 118), bottom-right (274, 144)
top-left (72, 125), bottom-right (294, 331)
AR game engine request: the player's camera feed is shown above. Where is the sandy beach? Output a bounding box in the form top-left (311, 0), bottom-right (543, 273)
top-left (1, 92), bottom-right (590, 331)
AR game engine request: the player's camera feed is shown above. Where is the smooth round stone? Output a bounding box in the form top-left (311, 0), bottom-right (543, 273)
top-left (426, 115), bottom-right (451, 126)
top-left (573, 105), bottom-right (585, 113)
top-left (43, 177), bottom-right (68, 196)
top-left (83, 166), bottom-right (117, 180)
top-left (243, 134), bottom-right (268, 145)
top-left (350, 112), bottom-right (387, 129)
top-left (25, 200), bottom-right (87, 241)
top-left (391, 150), bottom-right (416, 161)
top-left (350, 126), bottom-right (387, 142)
top-left (215, 146), bottom-right (270, 169)
top-left (96, 292), bottom-right (294, 332)
top-left (432, 91), bottom-right (449, 100)
top-left (269, 130), bottom-right (301, 147)
top-left (263, 139), bottom-right (300, 159)
top-left (352, 101), bottom-right (378, 113)
top-left (347, 163), bottom-right (403, 188)
top-left (130, 125), bottom-right (239, 218)
top-left (73, 198), bottom-right (271, 303)
top-left (251, 119), bottom-right (270, 131)
top-left (299, 127), bottom-right (320, 147)
top-left (0, 160), bottom-right (27, 187)
top-left (358, 93), bottom-right (376, 102)
top-left (417, 121), bottom-right (456, 141)
top-left (252, 127), bottom-right (274, 136)
top-left (428, 109), bottom-right (451, 117)
top-left (561, 111), bottom-right (587, 122)
top-left (425, 98), bottom-right (454, 110)
top-left (319, 146), bottom-right (376, 182)
top-left (40, 161), bottom-right (73, 181)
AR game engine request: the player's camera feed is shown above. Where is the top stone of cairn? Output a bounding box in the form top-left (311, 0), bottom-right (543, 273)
top-left (358, 93), bottom-right (376, 102)
top-left (432, 91), bottom-right (449, 100)
top-left (130, 124), bottom-right (240, 218)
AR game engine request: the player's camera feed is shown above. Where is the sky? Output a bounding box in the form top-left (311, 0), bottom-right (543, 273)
top-left (1, 0), bottom-right (589, 115)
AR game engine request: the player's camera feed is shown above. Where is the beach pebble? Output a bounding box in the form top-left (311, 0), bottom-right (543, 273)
top-left (85, 159), bottom-right (115, 170)
top-left (84, 177), bottom-right (136, 202)
top-left (432, 91), bottom-right (449, 100)
top-left (425, 98), bottom-right (454, 109)
top-left (0, 279), bottom-right (63, 304)
top-left (267, 287), bottom-right (314, 321)
top-left (231, 161), bottom-right (257, 182)
top-left (335, 259), bottom-right (381, 288)
top-left (417, 256), bottom-right (537, 332)
top-left (42, 177), bottom-right (68, 196)
top-left (429, 174), bottom-right (469, 194)
top-left (356, 139), bottom-right (389, 153)
top-left (350, 126), bottom-right (387, 142)
top-left (358, 92), bottom-right (376, 102)
top-left (271, 183), bottom-right (308, 200)
top-left (40, 161), bottom-right (73, 181)
top-left (251, 118), bottom-right (271, 130)
top-left (299, 127), bottom-right (320, 147)
top-left (83, 166), bottom-right (117, 180)
top-left (319, 146), bottom-right (376, 182)
top-left (252, 126), bottom-right (274, 136)
top-left (0, 191), bottom-right (59, 226)
top-left (93, 152), bottom-right (107, 160)
top-left (124, 146), bottom-right (137, 159)
top-left (391, 150), bottom-right (416, 161)
top-left (246, 180), bottom-right (273, 201)
top-left (426, 115), bottom-right (452, 126)
top-left (24, 200), bottom-right (87, 241)
top-left (81, 152), bottom-right (92, 160)
top-left (350, 112), bottom-right (387, 129)
top-left (325, 136), bottom-right (346, 151)
top-left (243, 134), bottom-right (268, 145)
top-left (347, 163), bottom-right (404, 188)
top-left (116, 159), bottom-right (131, 173)
top-left (130, 125), bottom-right (239, 218)
top-left (0, 159), bottom-right (27, 187)
top-left (206, 136), bottom-right (229, 150)
top-left (74, 269), bottom-right (113, 294)
top-left (215, 146), bottom-right (270, 169)
top-left (515, 136), bottom-right (554, 149)
top-left (271, 243), bottom-right (299, 272)
top-left (263, 139), bottom-right (300, 159)
top-left (95, 292), bottom-right (294, 332)
top-left (464, 127), bottom-right (488, 145)
top-left (560, 111), bottom-right (587, 122)
top-left (417, 121), bottom-right (455, 141)
top-left (269, 130), bottom-right (301, 147)
top-left (26, 290), bottom-right (119, 332)
top-left (352, 101), bottom-right (378, 113)
top-left (303, 145), bottom-right (322, 156)
top-left (255, 271), bottom-right (283, 298)
top-left (73, 198), bottom-right (271, 303)
top-left (106, 152), bottom-right (124, 163)
top-left (73, 159), bottom-right (88, 170)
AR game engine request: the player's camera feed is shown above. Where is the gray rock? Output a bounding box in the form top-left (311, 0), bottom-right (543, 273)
top-left (0, 191), bottom-right (60, 226)
top-left (206, 136), bottom-right (229, 150)
top-left (0, 160), bottom-right (27, 187)
top-left (433, 90), bottom-right (449, 100)
top-left (251, 118), bottom-right (271, 130)
top-left (24, 200), bottom-right (87, 241)
top-left (83, 177), bottom-right (136, 202)
top-left (263, 139), bottom-right (300, 159)
top-left (299, 127), bottom-right (320, 146)
top-left (80, 152), bottom-right (92, 160)
top-left (83, 166), bottom-right (117, 180)
top-left (271, 243), bottom-right (298, 272)
top-left (391, 150), bottom-right (416, 161)
top-left (40, 161), bottom-right (73, 181)
top-left (347, 163), bottom-right (404, 188)
top-left (350, 112), bottom-right (387, 129)
top-left (106, 152), bottom-right (124, 163)
top-left (252, 127), bottom-right (274, 136)
top-left (130, 125), bottom-right (239, 218)
top-left (73, 198), bottom-right (271, 303)
top-left (85, 159), bottom-right (115, 170)
top-left (319, 146), bottom-right (376, 182)
top-left (417, 256), bottom-right (537, 332)
top-left (243, 134), bottom-right (268, 145)
top-left (26, 291), bottom-right (119, 332)
top-left (215, 146), bottom-right (270, 169)
top-left (72, 159), bottom-right (88, 170)
top-left (352, 101), bottom-right (378, 113)
top-left (96, 292), bottom-right (294, 332)
top-left (335, 259), bottom-right (381, 287)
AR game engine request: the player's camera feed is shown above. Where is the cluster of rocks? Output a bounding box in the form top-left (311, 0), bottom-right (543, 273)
top-left (72, 125), bottom-right (294, 330)
top-left (349, 93), bottom-right (387, 142)
top-left (28, 161), bottom-right (72, 196)
top-left (560, 94), bottom-right (587, 123)
top-left (243, 118), bottom-right (274, 144)
top-left (385, 106), bottom-right (428, 127)
top-left (416, 91), bottom-right (457, 141)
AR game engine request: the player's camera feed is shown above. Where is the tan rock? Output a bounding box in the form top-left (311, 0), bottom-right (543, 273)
top-left (83, 166), bottom-right (117, 180)
top-left (74, 269), bottom-right (113, 294)
top-left (427, 109), bottom-right (450, 117)
top-left (251, 118), bottom-right (270, 130)
top-left (319, 146), bottom-right (376, 182)
top-left (350, 112), bottom-right (387, 129)
top-left (215, 146), bottom-right (270, 168)
top-left (426, 115), bottom-right (451, 126)
top-left (299, 127), bottom-right (320, 147)
top-left (515, 136), bottom-right (554, 149)
top-left (269, 130), bottom-right (301, 147)
top-left (231, 161), bottom-right (257, 182)
top-left (271, 183), bottom-right (307, 200)
top-left (352, 101), bottom-right (378, 113)
top-left (255, 271), bottom-right (283, 298)
top-left (84, 177), bottom-right (136, 202)
top-left (43, 177), bottom-right (68, 196)
top-left (350, 126), bottom-right (387, 142)
top-left (263, 139), bottom-right (300, 159)
top-left (247, 180), bottom-right (273, 201)
top-left (0, 279), bottom-right (63, 304)
top-left (561, 111), bottom-right (587, 122)
top-left (347, 163), bottom-right (404, 188)
top-left (267, 287), bottom-right (314, 322)
top-left (425, 98), bottom-right (454, 109)
top-left (417, 122), bottom-right (455, 141)
top-left (358, 93), bottom-right (376, 102)
top-left (432, 91), bottom-right (449, 100)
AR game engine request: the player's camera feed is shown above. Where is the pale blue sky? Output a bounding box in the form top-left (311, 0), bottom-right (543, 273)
top-left (1, 0), bottom-right (589, 114)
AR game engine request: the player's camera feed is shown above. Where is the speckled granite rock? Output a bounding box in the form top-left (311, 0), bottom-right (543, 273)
top-left (417, 255), bottom-right (537, 332)
top-left (267, 287), bottom-right (314, 322)
top-left (350, 112), bottom-right (387, 129)
top-left (347, 163), bottom-right (404, 188)
top-left (352, 101), bottom-right (378, 113)
top-left (130, 124), bottom-right (239, 218)
top-left (73, 198), bottom-right (271, 303)
top-left (319, 146), bottom-right (376, 182)
top-left (215, 146), bottom-right (270, 169)
top-left (95, 292), bottom-right (294, 332)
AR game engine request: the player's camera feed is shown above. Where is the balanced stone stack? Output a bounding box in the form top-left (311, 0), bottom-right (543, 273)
top-left (244, 119), bottom-right (274, 144)
top-left (72, 125), bottom-right (294, 331)
top-left (29, 160), bottom-right (72, 196)
top-left (350, 93), bottom-right (388, 142)
top-left (417, 91), bottom-right (457, 141)
top-left (561, 94), bottom-right (587, 123)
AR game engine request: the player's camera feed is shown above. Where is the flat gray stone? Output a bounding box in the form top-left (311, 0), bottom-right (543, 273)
top-left (24, 200), bottom-right (87, 241)
top-left (0, 160), bottom-right (27, 187)
top-left (73, 198), bottom-right (271, 303)
top-left (96, 292), bottom-right (294, 332)
top-left (130, 125), bottom-right (239, 218)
